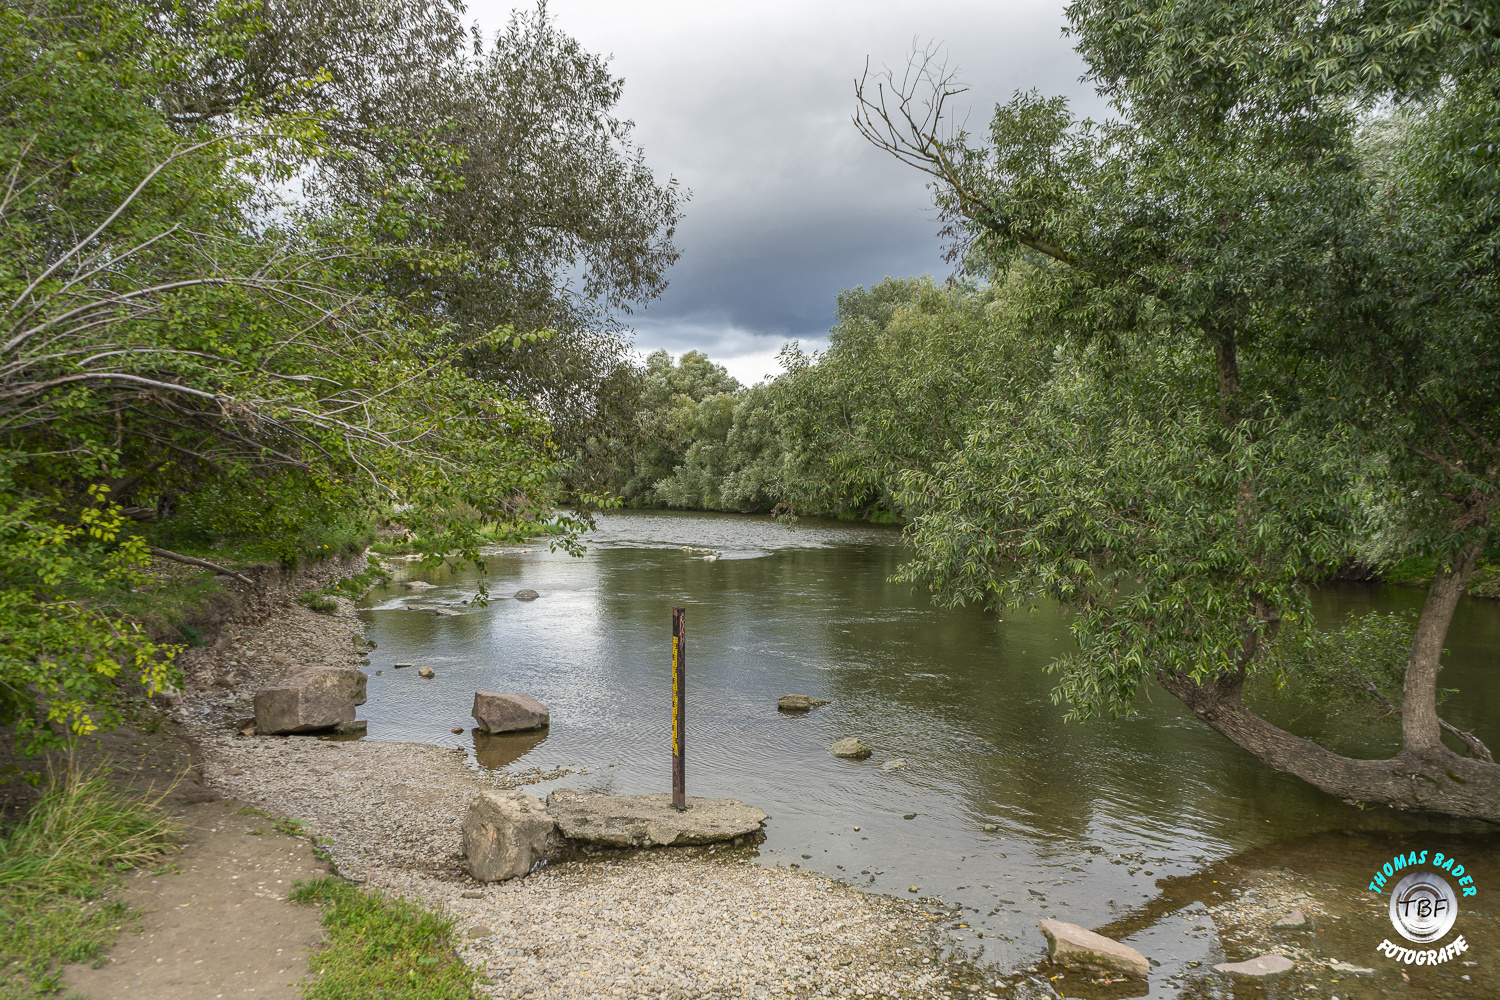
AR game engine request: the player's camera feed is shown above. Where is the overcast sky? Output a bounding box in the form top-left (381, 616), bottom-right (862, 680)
top-left (466, 0), bottom-right (1106, 384)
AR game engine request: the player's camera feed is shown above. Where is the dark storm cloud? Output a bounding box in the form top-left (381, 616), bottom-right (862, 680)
top-left (467, 1), bottom-right (1106, 381)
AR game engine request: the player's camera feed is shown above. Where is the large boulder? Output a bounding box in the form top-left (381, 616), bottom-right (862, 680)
top-left (462, 790), bottom-right (557, 882)
top-left (254, 667), bottom-right (368, 734)
top-left (472, 691), bottom-right (549, 733)
top-left (546, 788), bottom-right (766, 847)
top-left (1038, 919), bottom-right (1150, 979)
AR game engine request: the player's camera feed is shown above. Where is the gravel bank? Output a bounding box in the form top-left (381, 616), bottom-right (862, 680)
top-left (177, 594), bottom-right (966, 999)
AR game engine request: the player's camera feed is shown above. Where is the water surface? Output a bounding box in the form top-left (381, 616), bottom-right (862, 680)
top-left (354, 510), bottom-right (1500, 994)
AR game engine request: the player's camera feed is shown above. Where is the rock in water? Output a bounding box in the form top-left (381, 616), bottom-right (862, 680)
top-left (462, 790), bottom-right (557, 882)
top-left (1213, 954), bottom-right (1294, 976)
top-left (1037, 919), bottom-right (1150, 979)
top-left (828, 738), bottom-right (872, 759)
top-left (1272, 908), bottom-right (1307, 928)
top-left (404, 580), bottom-right (437, 590)
top-left (417, 665), bottom-right (435, 678)
top-left (254, 667), bottom-right (368, 734)
top-left (514, 589), bottom-right (539, 601)
top-left (881, 758), bottom-right (908, 770)
top-left (546, 788), bottom-right (766, 847)
top-left (777, 694), bottom-right (829, 712)
top-left (472, 691), bottom-right (550, 733)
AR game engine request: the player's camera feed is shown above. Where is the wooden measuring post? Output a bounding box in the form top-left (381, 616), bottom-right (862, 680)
top-left (672, 606), bottom-right (686, 811)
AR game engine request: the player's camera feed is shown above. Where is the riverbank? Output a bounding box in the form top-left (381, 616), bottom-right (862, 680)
top-left (173, 596), bottom-right (972, 999)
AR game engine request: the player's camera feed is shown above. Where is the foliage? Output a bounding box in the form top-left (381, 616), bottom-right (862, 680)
top-left (0, 766), bottom-right (175, 997)
top-left (289, 877), bottom-right (478, 1000)
top-left (0, 0), bottom-right (681, 754)
top-left (0, 489), bottom-right (179, 756)
top-left (844, 0), bottom-right (1500, 811)
top-left (775, 276), bottom-right (1042, 520)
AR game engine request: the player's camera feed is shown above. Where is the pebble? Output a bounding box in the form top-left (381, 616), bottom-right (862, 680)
top-left (178, 595), bottom-right (955, 999)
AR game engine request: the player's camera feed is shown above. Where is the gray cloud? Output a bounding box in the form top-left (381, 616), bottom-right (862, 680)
top-left (468, 1), bottom-right (1106, 378)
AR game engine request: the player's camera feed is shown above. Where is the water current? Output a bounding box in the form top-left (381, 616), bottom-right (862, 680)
top-left (352, 510), bottom-right (1500, 996)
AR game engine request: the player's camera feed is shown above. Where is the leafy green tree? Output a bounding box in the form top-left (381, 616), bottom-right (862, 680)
top-left (775, 276), bottom-right (1044, 520)
top-left (856, 0), bottom-right (1500, 817)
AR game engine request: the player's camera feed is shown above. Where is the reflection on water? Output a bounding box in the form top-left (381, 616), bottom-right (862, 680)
top-left (473, 728), bottom-right (549, 769)
top-left (355, 509), bottom-right (1500, 986)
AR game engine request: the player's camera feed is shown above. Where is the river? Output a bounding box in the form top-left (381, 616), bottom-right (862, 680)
top-left (354, 510), bottom-right (1499, 996)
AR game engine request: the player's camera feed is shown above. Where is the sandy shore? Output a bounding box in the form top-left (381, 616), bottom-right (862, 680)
top-left (174, 596), bottom-right (976, 999)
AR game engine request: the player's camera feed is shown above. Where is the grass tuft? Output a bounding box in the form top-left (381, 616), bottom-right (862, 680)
top-left (0, 766), bottom-right (176, 998)
top-left (290, 877), bottom-right (478, 999)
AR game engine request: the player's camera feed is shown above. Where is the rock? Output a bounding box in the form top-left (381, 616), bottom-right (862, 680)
top-left (546, 788), bottom-right (766, 847)
top-left (828, 738), bottom-right (872, 759)
top-left (466, 925), bottom-right (494, 938)
top-left (404, 581), bottom-right (436, 590)
top-left (1272, 908), bottom-right (1307, 928)
top-left (224, 766), bottom-right (244, 776)
top-left (1038, 919), bottom-right (1150, 979)
top-left (460, 891), bottom-right (483, 899)
top-left (254, 667), bottom-right (368, 734)
top-left (417, 666), bottom-right (435, 678)
top-left (514, 589), bottom-right (539, 601)
top-left (393, 662), bottom-right (413, 669)
top-left (333, 719), bottom-right (367, 734)
top-left (451, 726), bottom-right (464, 734)
top-left (902, 812), bottom-right (917, 820)
top-left (1327, 960), bottom-right (1375, 974)
top-left (881, 758), bottom-right (907, 771)
top-left (235, 717), bottom-right (258, 736)
top-left (1213, 954), bottom-right (1294, 976)
top-left (472, 691), bottom-right (550, 733)
top-left (982, 824), bottom-right (999, 832)
top-left (777, 694), bottom-right (829, 712)
top-left (462, 790), bottom-right (558, 882)
top-left (433, 608), bottom-right (461, 616)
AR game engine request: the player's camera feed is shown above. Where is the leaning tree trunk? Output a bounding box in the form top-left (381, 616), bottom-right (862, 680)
top-left (1158, 542), bottom-right (1500, 823)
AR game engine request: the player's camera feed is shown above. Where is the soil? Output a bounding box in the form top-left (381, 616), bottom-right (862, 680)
top-left (60, 796), bottom-right (327, 1000)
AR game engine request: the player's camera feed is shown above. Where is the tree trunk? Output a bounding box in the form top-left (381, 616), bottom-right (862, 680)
top-left (1157, 667), bottom-right (1500, 822)
top-left (1402, 542), bottom-right (1483, 751)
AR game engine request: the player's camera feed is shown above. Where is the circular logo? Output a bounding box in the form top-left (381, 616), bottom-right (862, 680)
top-left (1389, 872), bottom-right (1459, 944)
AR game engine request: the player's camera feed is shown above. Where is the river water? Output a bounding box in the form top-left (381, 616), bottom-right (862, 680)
top-left (354, 510), bottom-right (1499, 996)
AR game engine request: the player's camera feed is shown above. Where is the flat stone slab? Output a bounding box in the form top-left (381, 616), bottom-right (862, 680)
top-left (1038, 919), bottom-right (1150, 979)
top-left (1214, 954), bottom-right (1294, 976)
top-left (546, 788), bottom-right (766, 847)
top-left (1272, 908), bottom-right (1306, 928)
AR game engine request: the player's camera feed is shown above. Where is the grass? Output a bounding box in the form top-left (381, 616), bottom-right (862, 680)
top-left (0, 767), bottom-right (176, 998)
top-left (288, 877), bottom-right (478, 1000)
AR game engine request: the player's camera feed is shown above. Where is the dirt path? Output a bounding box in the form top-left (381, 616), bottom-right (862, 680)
top-left (62, 796), bottom-right (327, 999)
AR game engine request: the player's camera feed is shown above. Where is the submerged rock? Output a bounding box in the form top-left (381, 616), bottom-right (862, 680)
top-left (546, 788), bottom-right (766, 847)
top-left (254, 667), bottom-right (368, 734)
top-left (472, 691), bottom-right (550, 733)
top-left (462, 790), bottom-right (557, 882)
top-left (404, 580), bottom-right (437, 590)
top-left (514, 589), bottom-right (540, 601)
top-left (1214, 954), bottom-right (1294, 976)
top-left (777, 694), bottom-right (829, 712)
top-left (881, 758), bottom-right (908, 771)
top-left (828, 738), bottom-right (872, 759)
top-left (1038, 919), bottom-right (1150, 979)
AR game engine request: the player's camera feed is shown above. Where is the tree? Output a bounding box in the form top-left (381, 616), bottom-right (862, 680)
top-left (856, 1), bottom-right (1500, 819)
top-left (0, 0), bottom-right (559, 753)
